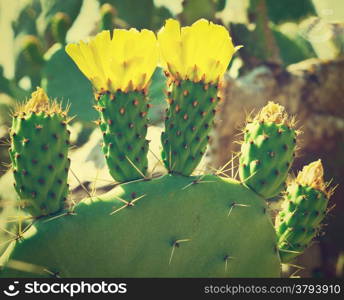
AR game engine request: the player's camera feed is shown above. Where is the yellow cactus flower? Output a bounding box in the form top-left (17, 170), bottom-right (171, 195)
top-left (158, 19), bottom-right (240, 83)
top-left (66, 29), bottom-right (158, 92)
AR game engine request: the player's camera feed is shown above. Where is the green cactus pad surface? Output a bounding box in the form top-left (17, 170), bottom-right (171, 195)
top-left (0, 175), bottom-right (280, 278)
top-left (239, 120), bottom-right (296, 199)
top-left (161, 80), bottom-right (219, 176)
top-left (9, 102), bottom-right (70, 217)
top-left (96, 90), bottom-right (149, 182)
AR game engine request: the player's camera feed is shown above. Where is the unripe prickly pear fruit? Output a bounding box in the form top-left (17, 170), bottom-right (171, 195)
top-left (275, 160), bottom-right (333, 263)
top-left (21, 35), bottom-right (45, 66)
top-left (15, 35), bottom-right (44, 85)
top-left (161, 79), bottom-right (220, 175)
top-left (9, 87), bottom-right (70, 217)
top-left (95, 90), bottom-right (150, 182)
top-left (239, 101), bottom-right (297, 199)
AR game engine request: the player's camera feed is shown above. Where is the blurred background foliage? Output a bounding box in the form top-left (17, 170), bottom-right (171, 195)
top-left (0, 0), bottom-right (343, 277)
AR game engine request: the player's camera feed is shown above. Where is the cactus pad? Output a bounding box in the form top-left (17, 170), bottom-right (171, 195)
top-left (0, 175), bottom-right (280, 277)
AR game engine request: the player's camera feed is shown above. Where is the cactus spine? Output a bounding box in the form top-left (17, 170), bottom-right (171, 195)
top-left (9, 88), bottom-right (70, 217)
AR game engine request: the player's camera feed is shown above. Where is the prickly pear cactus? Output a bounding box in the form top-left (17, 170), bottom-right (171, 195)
top-left (0, 19), bottom-right (334, 278)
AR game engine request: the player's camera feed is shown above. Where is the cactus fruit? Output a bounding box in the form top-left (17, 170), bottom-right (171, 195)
top-left (37, 0), bottom-right (83, 44)
top-left (179, 0), bottom-right (226, 25)
top-left (15, 35), bottom-right (45, 87)
top-left (275, 160), bottom-right (332, 263)
top-left (95, 90), bottom-right (150, 182)
top-left (97, 0), bottom-right (154, 29)
top-left (50, 12), bottom-right (71, 45)
top-left (239, 102), bottom-right (297, 199)
top-left (0, 19), bottom-right (334, 278)
top-left (9, 87), bottom-right (70, 217)
top-left (161, 80), bottom-right (219, 175)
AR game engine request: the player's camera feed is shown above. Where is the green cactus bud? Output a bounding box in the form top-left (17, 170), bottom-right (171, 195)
top-left (9, 88), bottom-right (70, 217)
top-left (50, 12), bottom-right (71, 44)
top-left (21, 35), bottom-right (44, 66)
top-left (239, 101), bottom-right (297, 199)
top-left (14, 35), bottom-right (44, 87)
top-left (180, 0), bottom-right (218, 25)
top-left (275, 160), bottom-right (333, 263)
top-left (216, 0), bottom-right (227, 12)
top-left (161, 79), bottom-right (219, 176)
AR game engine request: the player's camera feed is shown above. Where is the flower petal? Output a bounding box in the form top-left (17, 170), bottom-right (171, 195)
top-left (65, 29), bottom-right (158, 92)
top-left (158, 18), bottom-right (238, 83)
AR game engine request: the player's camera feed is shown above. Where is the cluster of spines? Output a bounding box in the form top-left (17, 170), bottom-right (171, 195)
top-left (9, 87), bottom-right (70, 217)
top-left (239, 102), bottom-right (298, 199)
top-left (275, 160), bottom-right (333, 263)
top-left (161, 79), bottom-right (220, 176)
top-left (95, 89), bottom-right (150, 182)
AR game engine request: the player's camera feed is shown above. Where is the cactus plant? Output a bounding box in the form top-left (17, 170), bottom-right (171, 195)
top-left (0, 19), bottom-right (334, 278)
